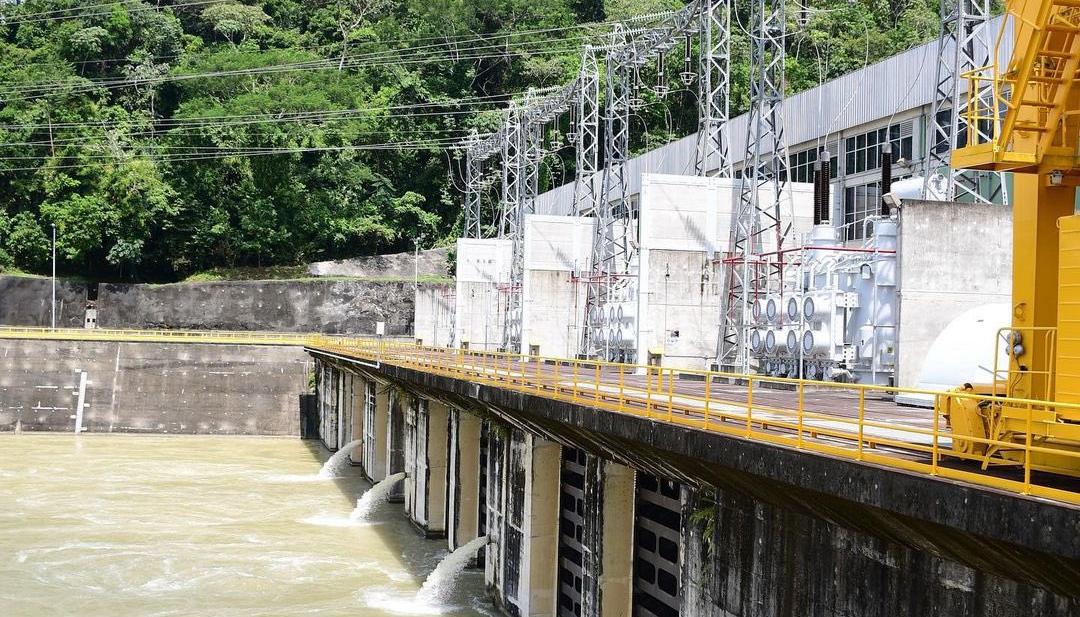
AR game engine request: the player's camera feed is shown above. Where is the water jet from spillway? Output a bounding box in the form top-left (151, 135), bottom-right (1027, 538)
top-left (317, 440), bottom-right (364, 478)
top-left (349, 472), bottom-right (406, 520)
top-left (417, 536), bottom-right (490, 604)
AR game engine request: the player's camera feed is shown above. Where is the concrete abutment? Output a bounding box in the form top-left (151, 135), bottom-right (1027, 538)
top-left (310, 355), bottom-right (1080, 617)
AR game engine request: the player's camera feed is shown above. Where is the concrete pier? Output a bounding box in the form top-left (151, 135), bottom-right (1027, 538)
top-left (448, 407), bottom-right (482, 551)
top-left (310, 354), bottom-right (1080, 617)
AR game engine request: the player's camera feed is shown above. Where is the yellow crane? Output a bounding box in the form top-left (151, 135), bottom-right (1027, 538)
top-left (945, 0), bottom-right (1080, 476)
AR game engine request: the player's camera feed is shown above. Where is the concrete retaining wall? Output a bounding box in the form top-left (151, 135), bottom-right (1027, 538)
top-left (0, 277), bottom-right (89, 328)
top-left (898, 201), bottom-right (1012, 389)
top-left (0, 340), bottom-right (310, 435)
top-left (307, 247), bottom-right (450, 278)
top-left (0, 276), bottom-right (425, 335)
top-left (96, 280), bottom-right (416, 335)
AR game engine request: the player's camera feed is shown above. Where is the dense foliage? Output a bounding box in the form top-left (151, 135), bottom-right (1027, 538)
top-left (0, 0), bottom-right (944, 280)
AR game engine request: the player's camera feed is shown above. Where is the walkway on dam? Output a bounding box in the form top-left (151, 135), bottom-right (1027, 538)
top-left (307, 337), bottom-right (1080, 507)
top-left (3, 326), bottom-right (1079, 506)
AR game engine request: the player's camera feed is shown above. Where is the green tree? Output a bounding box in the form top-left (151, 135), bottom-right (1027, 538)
top-left (6, 212), bottom-right (50, 271)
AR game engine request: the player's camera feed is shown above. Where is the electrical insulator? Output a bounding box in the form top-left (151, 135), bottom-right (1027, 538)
top-left (549, 130), bottom-right (563, 150)
top-left (680, 33), bottom-right (695, 86)
top-left (653, 52), bottom-right (669, 97)
top-left (630, 66), bottom-right (645, 109)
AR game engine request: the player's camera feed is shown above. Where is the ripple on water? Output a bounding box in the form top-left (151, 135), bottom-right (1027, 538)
top-left (298, 513), bottom-right (376, 528)
top-left (263, 473), bottom-right (326, 483)
top-left (1, 435), bottom-right (489, 616)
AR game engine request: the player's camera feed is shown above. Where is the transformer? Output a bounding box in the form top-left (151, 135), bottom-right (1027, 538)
top-left (747, 220), bottom-right (898, 385)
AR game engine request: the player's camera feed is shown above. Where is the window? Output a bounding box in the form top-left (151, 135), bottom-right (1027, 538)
top-left (843, 182), bottom-right (881, 241)
top-left (843, 120), bottom-right (914, 176)
top-left (789, 147), bottom-right (839, 184)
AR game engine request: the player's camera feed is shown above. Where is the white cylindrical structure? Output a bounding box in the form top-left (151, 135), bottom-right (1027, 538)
top-left (801, 329), bottom-right (831, 357)
top-left (802, 294), bottom-right (832, 323)
top-left (749, 329), bottom-right (764, 353)
top-left (786, 296), bottom-right (800, 323)
top-left (765, 297), bottom-right (780, 324)
top-left (764, 329), bottom-right (778, 354)
top-left (785, 329), bottom-right (799, 356)
top-left (752, 299), bottom-right (765, 324)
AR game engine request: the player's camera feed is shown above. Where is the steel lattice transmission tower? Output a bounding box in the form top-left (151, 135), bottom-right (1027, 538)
top-left (573, 46), bottom-right (601, 217)
top-left (581, 2), bottom-right (725, 361)
top-left (696, 0), bottom-right (732, 177)
top-left (499, 82), bottom-right (594, 353)
top-left (717, 0), bottom-right (791, 372)
top-left (462, 132), bottom-right (503, 239)
top-left (923, 0), bottom-right (1007, 203)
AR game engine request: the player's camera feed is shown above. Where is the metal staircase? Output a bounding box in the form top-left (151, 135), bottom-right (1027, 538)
top-left (953, 0), bottom-right (1080, 173)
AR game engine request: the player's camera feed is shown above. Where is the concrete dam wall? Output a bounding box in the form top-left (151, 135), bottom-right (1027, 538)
top-left (0, 340), bottom-right (311, 435)
top-left (308, 352), bottom-right (1080, 617)
top-left (0, 276), bottom-right (420, 335)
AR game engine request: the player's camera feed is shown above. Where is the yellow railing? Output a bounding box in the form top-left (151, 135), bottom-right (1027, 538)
top-left (3, 326), bottom-right (1080, 506)
top-left (309, 336), bottom-right (1080, 507)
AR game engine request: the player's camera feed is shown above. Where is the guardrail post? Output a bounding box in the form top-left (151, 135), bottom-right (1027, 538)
top-left (594, 363), bottom-right (601, 405)
top-left (619, 363), bottom-right (626, 411)
top-left (1024, 401), bottom-right (1034, 494)
top-left (667, 368), bottom-right (674, 423)
top-left (553, 360), bottom-right (561, 398)
top-left (572, 362), bottom-right (579, 404)
top-left (646, 364), bottom-right (654, 418)
top-left (797, 381), bottom-right (805, 449)
top-left (703, 371), bottom-right (712, 428)
top-left (745, 378), bottom-right (754, 437)
top-left (857, 389), bottom-right (866, 461)
top-left (932, 396), bottom-right (942, 476)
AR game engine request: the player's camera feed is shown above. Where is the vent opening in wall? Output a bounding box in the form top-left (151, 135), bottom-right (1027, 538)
top-left (634, 473), bottom-right (681, 617)
top-left (558, 446), bottom-right (591, 617)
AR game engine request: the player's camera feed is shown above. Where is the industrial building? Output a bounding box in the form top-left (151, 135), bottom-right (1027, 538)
top-left (414, 12), bottom-right (1014, 392)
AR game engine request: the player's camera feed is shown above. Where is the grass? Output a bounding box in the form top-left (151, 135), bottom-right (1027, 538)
top-left (181, 265), bottom-right (452, 285)
top-left (1, 265), bottom-right (454, 285)
top-left (0, 267), bottom-right (37, 278)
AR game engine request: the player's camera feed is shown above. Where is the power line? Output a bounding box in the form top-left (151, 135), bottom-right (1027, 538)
top-left (0, 139), bottom-right (468, 171)
top-left (0, 20), bottom-right (613, 74)
top-left (0, 37), bottom-right (592, 102)
top-left (0, 124), bottom-right (473, 148)
top-left (0, 92), bottom-right (521, 131)
top-left (0, 0), bottom-right (231, 26)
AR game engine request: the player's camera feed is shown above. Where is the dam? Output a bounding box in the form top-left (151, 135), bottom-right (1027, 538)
top-left (3, 0), bottom-right (1080, 614)
top-left (2, 326), bottom-right (1077, 616)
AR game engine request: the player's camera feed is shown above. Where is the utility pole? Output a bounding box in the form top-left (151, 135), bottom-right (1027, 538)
top-left (50, 223), bottom-right (56, 329)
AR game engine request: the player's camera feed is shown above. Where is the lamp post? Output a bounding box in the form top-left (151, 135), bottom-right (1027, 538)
top-left (50, 224), bottom-right (56, 329)
top-left (413, 234), bottom-right (425, 292)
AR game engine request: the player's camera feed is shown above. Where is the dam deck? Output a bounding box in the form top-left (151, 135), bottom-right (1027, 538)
top-left (308, 338), bottom-right (1080, 506)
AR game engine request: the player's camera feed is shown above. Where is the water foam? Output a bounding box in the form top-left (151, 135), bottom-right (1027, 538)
top-left (317, 440), bottom-right (364, 478)
top-left (417, 536), bottom-right (489, 603)
top-left (360, 536), bottom-right (488, 614)
top-left (349, 472), bottom-right (406, 521)
top-left (361, 590), bottom-right (447, 615)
